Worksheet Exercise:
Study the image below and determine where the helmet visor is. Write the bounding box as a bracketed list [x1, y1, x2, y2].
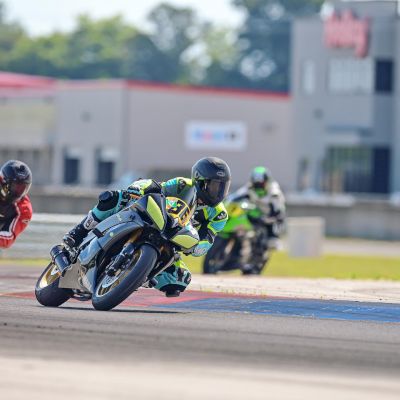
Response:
[9, 182, 31, 200]
[203, 179, 230, 206]
[253, 181, 266, 190]
[6, 181, 30, 201]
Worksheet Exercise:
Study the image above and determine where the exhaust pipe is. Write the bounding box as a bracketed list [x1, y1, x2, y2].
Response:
[50, 245, 71, 275]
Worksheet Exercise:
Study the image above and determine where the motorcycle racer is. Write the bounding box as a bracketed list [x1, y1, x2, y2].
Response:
[0, 160, 33, 249]
[63, 157, 231, 297]
[234, 166, 285, 246]
[229, 166, 285, 273]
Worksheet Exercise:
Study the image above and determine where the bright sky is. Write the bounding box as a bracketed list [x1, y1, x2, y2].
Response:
[4, 0, 244, 36]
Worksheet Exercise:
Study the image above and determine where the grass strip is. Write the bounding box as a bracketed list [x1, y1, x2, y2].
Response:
[2, 252, 400, 281]
[183, 252, 400, 281]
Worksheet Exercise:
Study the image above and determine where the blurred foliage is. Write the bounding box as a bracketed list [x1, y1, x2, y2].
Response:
[0, 0, 323, 91]
[231, 0, 323, 91]
[0, 2, 25, 66]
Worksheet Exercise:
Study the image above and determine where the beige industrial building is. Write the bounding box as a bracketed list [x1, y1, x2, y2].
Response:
[0, 76, 293, 191]
[2, 0, 399, 197]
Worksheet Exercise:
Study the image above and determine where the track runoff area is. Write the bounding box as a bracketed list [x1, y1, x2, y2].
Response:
[0, 264, 400, 400]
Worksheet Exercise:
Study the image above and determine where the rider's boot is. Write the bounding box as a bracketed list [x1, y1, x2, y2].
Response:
[63, 211, 99, 249]
[153, 264, 192, 297]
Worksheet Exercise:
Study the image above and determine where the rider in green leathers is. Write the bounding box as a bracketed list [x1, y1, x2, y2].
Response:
[63, 157, 231, 297]
[233, 166, 286, 248]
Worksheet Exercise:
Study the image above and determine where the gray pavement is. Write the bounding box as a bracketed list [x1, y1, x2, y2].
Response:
[1, 264, 400, 400]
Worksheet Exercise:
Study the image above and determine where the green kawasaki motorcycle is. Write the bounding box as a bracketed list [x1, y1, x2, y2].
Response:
[35, 186, 199, 311]
[203, 196, 271, 275]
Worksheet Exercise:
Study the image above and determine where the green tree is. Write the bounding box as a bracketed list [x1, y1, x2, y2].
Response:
[230, 0, 324, 91]
[198, 24, 246, 87]
[144, 3, 203, 83]
[122, 33, 169, 81]
[0, 2, 26, 68]
[6, 33, 68, 76]
[0, 0, 324, 91]
[64, 15, 136, 79]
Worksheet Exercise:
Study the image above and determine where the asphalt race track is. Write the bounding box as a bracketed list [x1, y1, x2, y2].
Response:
[1, 264, 400, 400]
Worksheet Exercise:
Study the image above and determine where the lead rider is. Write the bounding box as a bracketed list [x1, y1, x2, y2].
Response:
[63, 157, 231, 297]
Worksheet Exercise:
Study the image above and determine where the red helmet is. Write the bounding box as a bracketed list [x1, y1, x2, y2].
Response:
[0, 160, 32, 203]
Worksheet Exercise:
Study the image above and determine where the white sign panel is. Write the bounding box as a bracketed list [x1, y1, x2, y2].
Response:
[185, 121, 247, 151]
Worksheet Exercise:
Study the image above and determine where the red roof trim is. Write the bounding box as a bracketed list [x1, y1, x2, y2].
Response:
[126, 80, 290, 100]
[0, 71, 55, 89]
[0, 72, 290, 100]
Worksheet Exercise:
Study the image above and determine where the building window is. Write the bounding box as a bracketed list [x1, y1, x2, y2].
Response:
[63, 149, 80, 184]
[97, 160, 114, 185]
[302, 60, 316, 94]
[328, 58, 373, 94]
[375, 59, 393, 93]
[96, 148, 117, 186]
[322, 146, 390, 194]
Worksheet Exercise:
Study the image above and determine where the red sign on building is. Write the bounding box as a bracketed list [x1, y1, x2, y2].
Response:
[324, 10, 369, 58]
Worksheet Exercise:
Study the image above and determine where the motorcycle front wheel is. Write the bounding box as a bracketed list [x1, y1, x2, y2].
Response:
[203, 237, 238, 274]
[92, 244, 158, 311]
[35, 262, 73, 307]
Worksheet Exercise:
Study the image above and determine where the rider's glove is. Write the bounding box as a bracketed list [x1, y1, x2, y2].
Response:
[185, 239, 213, 257]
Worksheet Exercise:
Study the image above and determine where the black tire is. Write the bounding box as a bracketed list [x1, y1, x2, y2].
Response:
[92, 244, 158, 311]
[35, 263, 73, 307]
[203, 237, 237, 274]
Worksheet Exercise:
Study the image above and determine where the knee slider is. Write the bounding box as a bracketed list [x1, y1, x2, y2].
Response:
[97, 191, 119, 211]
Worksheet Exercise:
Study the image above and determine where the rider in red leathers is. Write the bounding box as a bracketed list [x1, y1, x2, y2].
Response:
[0, 160, 33, 249]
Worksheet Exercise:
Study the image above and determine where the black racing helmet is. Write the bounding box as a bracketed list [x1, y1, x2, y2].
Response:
[0, 160, 32, 203]
[192, 157, 231, 207]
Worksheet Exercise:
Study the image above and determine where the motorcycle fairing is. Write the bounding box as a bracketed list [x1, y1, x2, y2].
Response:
[59, 211, 145, 293]
[134, 194, 167, 232]
[170, 224, 199, 249]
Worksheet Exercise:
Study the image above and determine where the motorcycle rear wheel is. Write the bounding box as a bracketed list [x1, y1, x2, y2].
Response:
[92, 244, 157, 311]
[35, 262, 73, 307]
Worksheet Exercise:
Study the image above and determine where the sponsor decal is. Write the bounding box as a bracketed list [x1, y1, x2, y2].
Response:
[324, 10, 369, 58]
[185, 121, 247, 151]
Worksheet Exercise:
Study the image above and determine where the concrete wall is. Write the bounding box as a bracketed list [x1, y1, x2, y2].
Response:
[287, 197, 400, 240]
[53, 81, 127, 186]
[291, 3, 398, 192]
[126, 85, 294, 190]
[28, 188, 400, 240]
[53, 82, 293, 191]
[391, 21, 400, 193]
[0, 89, 55, 184]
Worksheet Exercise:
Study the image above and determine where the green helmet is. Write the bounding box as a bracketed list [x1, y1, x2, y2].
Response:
[250, 166, 271, 197]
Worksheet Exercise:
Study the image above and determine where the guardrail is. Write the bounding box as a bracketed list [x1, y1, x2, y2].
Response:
[0, 213, 325, 259]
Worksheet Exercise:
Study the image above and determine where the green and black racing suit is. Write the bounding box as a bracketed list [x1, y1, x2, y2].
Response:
[82, 177, 228, 294]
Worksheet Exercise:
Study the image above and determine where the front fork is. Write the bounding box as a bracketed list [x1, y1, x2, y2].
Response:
[106, 243, 136, 276]
[105, 230, 142, 276]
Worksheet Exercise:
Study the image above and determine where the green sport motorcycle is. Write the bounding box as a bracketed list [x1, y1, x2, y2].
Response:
[203, 196, 271, 275]
[35, 186, 199, 311]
